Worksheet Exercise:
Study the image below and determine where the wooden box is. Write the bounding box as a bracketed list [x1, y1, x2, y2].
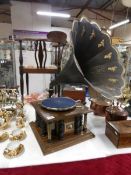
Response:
[63, 87, 85, 103]
[105, 107, 128, 121]
[105, 120, 131, 148]
[90, 98, 111, 116]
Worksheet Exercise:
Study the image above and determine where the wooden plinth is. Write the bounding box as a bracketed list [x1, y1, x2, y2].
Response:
[30, 122, 95, 155]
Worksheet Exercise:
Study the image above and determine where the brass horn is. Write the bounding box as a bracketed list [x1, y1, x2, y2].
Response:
[51, 17, 124, 99]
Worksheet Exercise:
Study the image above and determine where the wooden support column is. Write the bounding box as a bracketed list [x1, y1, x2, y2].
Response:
[83, 113, 87, 131]
[47, 122, 52, 142]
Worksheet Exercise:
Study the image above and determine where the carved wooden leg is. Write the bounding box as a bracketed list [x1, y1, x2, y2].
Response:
[83, 113, 87, 131]
[47, 122, 52, 142]
[26, 73, 29, 95]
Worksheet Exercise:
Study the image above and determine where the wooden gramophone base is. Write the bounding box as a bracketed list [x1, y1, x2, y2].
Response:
[30, 122, 94, 155]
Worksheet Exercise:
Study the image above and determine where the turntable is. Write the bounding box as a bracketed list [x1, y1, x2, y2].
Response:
[41, 97, 76, 111]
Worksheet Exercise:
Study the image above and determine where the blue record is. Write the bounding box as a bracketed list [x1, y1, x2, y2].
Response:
[41, 97, 76, 111]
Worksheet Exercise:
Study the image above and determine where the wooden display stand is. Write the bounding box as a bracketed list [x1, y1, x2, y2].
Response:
[30, 101, 94, 155]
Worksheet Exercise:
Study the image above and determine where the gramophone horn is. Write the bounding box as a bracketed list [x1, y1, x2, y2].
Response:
[51, 52, 87, 86]
[51, 17, 124, 99]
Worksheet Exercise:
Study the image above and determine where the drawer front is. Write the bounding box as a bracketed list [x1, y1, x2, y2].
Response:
[105, 124, 119, 147]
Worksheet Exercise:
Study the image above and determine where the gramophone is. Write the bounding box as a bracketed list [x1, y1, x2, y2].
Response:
[30, 17, 125, 154]
[50, 17, 124, 103]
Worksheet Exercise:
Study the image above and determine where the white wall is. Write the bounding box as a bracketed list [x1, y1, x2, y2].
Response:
[0, 23, 12, 39]
[11, 1, 51, 32]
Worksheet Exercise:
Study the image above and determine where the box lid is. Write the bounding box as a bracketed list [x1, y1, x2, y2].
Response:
[108, 120, 131, 134]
